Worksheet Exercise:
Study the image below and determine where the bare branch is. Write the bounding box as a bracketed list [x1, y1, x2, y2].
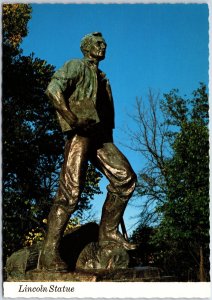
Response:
[122, 89, 172, 226]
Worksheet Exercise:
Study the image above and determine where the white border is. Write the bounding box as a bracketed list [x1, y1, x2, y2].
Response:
[3, 282, 211, 298]
[1, 1, 211, 299]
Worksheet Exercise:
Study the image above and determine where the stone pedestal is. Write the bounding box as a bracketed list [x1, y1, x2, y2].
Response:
[6, 267, 162, 282]
[6, 269, 97, 282]
[5, 222, 174, 282]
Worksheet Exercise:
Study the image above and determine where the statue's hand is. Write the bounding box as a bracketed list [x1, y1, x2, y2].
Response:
[75, 118, 96, 133]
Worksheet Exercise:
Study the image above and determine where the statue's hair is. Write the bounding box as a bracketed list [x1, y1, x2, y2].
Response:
[80, 32, 105, 55]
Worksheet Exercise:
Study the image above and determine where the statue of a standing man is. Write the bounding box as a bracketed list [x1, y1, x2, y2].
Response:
[40, 32, 137, 271]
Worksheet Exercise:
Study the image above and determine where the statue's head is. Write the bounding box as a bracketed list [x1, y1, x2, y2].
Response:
[80, 32, 107, 61]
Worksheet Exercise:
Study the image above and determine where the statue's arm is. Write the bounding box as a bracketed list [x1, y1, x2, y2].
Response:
[46, 62, 78, 127]
[46, 60, 96, 130]
[46, 87, 78, 127]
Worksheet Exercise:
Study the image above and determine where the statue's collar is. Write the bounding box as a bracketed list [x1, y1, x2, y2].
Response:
[82, 58, 106, 80]
[83, 58, 98, 70]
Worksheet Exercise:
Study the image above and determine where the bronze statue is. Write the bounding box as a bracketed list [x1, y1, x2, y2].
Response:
[40, 32, 137, 272]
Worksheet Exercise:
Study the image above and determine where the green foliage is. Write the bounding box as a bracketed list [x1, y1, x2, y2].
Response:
[155, 84, 209, 280]
[2, 4, 32, 49]
[130, 84, 209, 281]
[3, 5, 102, 263]
[23, 217, 80, 247]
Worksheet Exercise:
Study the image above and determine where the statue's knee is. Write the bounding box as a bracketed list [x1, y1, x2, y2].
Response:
[125, 168, 137, 185]
[54, 186, 80, 214]
[67, 186, 80, 209]
[115, 168, 136, 198]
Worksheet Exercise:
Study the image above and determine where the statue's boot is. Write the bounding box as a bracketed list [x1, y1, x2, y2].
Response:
[39, 204, 70, 272]
[99, 193, 137, 250]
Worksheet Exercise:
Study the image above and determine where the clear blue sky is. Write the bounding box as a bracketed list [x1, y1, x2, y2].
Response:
[21, 3, 209, 233]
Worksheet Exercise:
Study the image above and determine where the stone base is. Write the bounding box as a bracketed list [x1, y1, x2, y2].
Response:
[95, 267, 161, 282]
[7, 269, 97, 282]
[6, 267, 165, 282]
[5, 222, 174, 282]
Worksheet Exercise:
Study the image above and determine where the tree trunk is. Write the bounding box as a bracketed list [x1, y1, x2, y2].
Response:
[199, 246, 205, 281]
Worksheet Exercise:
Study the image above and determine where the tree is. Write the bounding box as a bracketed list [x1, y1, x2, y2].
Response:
[154, 84, 209, 281]
[127, 90, 170, 227]
[3, 4, 102, 263]
[129, 84, 209, 281]
[3, 4, 32, 48]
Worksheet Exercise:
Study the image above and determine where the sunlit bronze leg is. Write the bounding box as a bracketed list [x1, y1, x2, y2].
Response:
[99, 192, 137, 250]
[39, 204, 70, 271]
[40, 134, 90, 271]
[93, 142, 137, 250]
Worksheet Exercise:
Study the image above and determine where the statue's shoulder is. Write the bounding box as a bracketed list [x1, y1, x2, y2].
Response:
[51, 59, 83, 82]
[63, 58, 84, 69]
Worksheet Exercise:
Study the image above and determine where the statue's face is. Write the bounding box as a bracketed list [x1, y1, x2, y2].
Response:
[87, 38, 107, 61]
